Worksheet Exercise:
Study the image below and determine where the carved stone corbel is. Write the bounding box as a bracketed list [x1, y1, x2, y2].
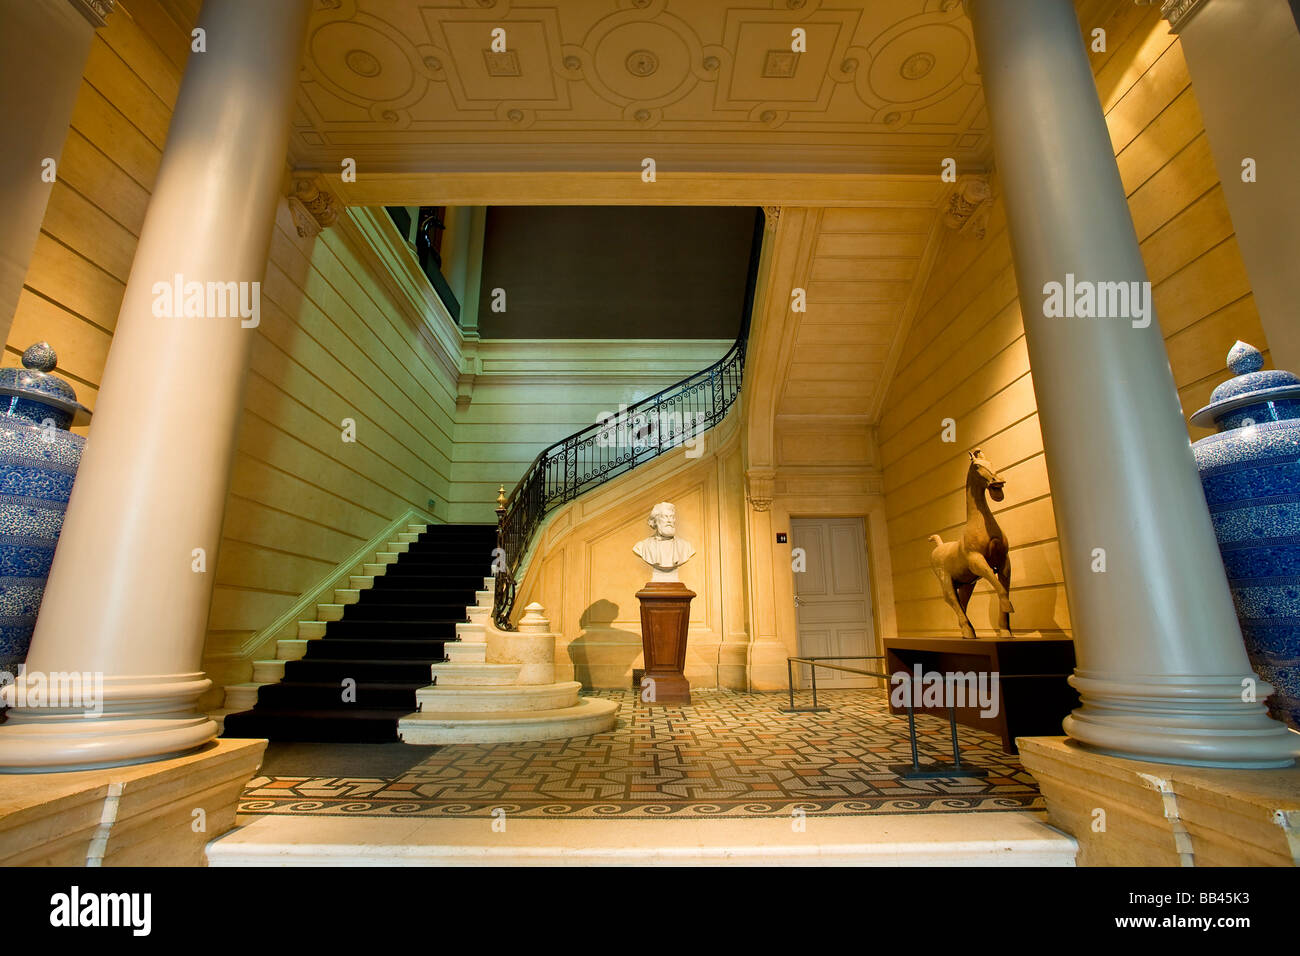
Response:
[287, 176, 340, 239]
[746, 468, 776, 512]
[942, 175, 994, 240]
[68, 0, 114, 27]
[456, 352, 482, 412]
[762, 206, 781, 233]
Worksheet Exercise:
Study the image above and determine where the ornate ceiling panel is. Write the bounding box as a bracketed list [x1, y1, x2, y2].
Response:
[292, 0, 990, 173]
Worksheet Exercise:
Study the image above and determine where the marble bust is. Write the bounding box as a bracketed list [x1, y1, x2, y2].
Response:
[633, 502, 696, 582]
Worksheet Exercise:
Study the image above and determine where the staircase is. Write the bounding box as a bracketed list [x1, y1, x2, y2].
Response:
[221, 524, 497, 743]
[397, 602, 620, 744]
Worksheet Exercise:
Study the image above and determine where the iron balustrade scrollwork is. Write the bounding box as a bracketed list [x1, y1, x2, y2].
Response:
[491, 330, 750, 630]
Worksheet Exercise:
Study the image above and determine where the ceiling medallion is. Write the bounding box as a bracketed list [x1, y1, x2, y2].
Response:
[423, 56, 441, 71]
[507, 109, 525, 123]
[345, 49, 381, 78]
[634, 108, 651, 122]
[563, 55, 581, 71]
[900, 52, 936, 81]
[380, 109, 399, 122]
[625, 49, 659, 77]
[702, 55, 720, 71]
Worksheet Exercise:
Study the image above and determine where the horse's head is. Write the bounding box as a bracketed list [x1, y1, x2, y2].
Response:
[969, 448, 1006, 502]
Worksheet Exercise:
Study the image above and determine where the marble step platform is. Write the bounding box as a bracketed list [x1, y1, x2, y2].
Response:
[398, 696, 620, 744]
[431, 662, 522, 686]
[413, 680, 582, 714]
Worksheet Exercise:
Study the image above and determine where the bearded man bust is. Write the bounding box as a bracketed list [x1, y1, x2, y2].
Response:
[632, 502, 695, 582]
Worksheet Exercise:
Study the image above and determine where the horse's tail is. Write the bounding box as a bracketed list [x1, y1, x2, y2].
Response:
[927, 534, 944, 548]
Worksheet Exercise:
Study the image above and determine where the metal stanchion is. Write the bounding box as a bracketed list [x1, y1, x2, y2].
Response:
[781, 656, 988, 780]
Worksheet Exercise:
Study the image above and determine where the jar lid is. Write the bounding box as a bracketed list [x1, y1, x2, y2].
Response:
[1189, 341, 1300, 429]
[0, 342, 91, 426]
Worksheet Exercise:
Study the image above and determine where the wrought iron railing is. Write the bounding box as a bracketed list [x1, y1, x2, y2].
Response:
[490, 209, 765, 629]
[492, 330, 749, 628]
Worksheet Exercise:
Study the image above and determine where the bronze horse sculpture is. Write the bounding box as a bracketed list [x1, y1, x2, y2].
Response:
[928, 449, 1013, 639]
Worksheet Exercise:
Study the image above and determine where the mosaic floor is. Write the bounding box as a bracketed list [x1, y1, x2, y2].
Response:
[239, 690, 1043, 820]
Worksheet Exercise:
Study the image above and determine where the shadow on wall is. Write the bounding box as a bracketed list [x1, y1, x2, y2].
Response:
[568, 600, 642, 688]
[979, 544, 1068, 636]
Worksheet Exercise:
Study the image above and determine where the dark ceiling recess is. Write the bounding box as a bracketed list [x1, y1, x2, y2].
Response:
[477, 206, 760, 339]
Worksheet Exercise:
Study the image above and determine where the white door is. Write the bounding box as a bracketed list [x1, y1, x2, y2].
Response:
[791, 517, 875, 689]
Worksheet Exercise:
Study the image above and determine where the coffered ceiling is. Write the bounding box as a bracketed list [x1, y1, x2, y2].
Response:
[291, 0, 991, 173]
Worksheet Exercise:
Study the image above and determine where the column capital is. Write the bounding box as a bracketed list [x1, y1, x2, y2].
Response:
[67, 0, 115, 28]
[942, 174, 994, 240]
[1135, 0, 1211, 34]
[287, 175, 341, 238]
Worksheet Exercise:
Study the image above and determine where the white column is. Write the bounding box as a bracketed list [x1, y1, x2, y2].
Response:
[967, 0, 1296, 767]
[0, 0, 313, 771]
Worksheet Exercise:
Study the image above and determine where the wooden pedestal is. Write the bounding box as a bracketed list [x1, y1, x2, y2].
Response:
[636, 582, 695, 704]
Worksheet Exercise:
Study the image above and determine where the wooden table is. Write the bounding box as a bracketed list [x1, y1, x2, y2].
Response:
[883, 636, 1078, 754]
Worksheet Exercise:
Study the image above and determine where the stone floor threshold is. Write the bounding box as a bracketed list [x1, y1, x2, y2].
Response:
[205, 809, 1076, 866]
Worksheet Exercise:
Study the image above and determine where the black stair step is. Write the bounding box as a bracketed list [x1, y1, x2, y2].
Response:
[416, 529, 496, 542]
[223, 708, 409, 743]
[305, 637, 448, 660]
[325, 619, 460, 638]
[380, 564, 488, 581]
[343, 603, 468, 621]
[370, 573, 485, 588]
[358, 588, 478, 604]
[283, 658, 437, 683]
[256, 680, 421, 710]
[403, 546, 493, 554]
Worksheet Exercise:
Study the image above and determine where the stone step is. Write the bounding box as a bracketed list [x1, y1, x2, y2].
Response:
[316, 604, 345, 622]
[398, 696, 619, 745]
[223, 683, 265, 711]
[385, 541, 410, 554]
[362, 563, 388, 577]
[297, 621, 327, 640]
[430, 662, 522, 687]
[334, 588, 361, 605]
[467, 606, 490, 626]
[455, 622, 486, 641]
[475, 589, 491, 606]
[414, 680, 581, 714]
[277, 639, 309, 661]
[374, 552, 399, 565]
[206, 808, 1075, 866]
[252, 659, 285, 683]
[350, 575, 375, 590]
[406, 523, 427, 534]
[444, 641, 487, 663]
[397, 532, 419, 542]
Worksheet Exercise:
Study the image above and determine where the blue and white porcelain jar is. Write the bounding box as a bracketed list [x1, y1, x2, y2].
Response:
[1191, 341, 1300, 730]
[0, 343, 90, 676]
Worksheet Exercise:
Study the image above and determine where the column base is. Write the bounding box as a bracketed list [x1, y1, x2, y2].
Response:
[0, 672, 217, 772]
[1019, 736, 1300, 866]
[0, 738, 265, 866]
[1065, 671, 1299, 769]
